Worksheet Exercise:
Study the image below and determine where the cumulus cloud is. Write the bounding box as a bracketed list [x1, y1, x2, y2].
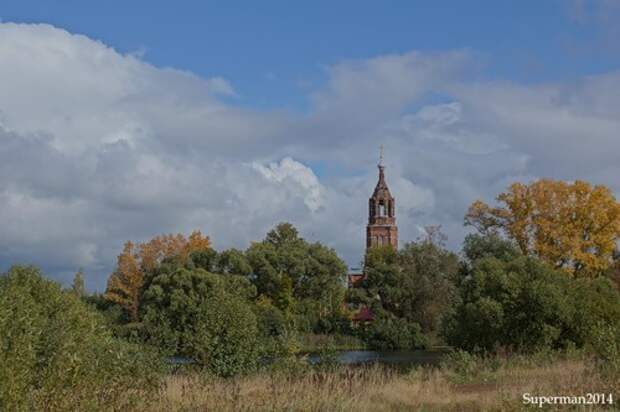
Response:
[253, 157, 326, 212]
[1, 22, 620, 290]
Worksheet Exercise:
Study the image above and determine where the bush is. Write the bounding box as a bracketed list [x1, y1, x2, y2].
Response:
[187, 292, 260, 377]
[141, 267, 260, 377]
[588, 322, 620, 388]
[254, 296, 288, 337]
[563, 277, 620, 347]
[440, 350, 480, 384]
[0, 265, 163, 411]
[360, 315, 427, 350]
[445, 256, 572, 352]
[445, 242, 620, 353]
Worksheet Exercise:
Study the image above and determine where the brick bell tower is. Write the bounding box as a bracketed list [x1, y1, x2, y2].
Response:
[366, 147, 398, 249]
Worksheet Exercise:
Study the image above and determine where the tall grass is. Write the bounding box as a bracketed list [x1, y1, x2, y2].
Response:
[151, 351, 615, 411]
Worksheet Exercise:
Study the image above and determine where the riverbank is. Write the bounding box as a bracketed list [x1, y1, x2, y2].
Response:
[152, 351, 616, 411]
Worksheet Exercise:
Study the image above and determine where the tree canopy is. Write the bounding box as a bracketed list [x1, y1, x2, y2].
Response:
[350, 232, 459, 349]
[445, 234, 620, 352]
[246, 222, 348, 332]
[104, 231, 212, 320]
[465, 179, 620, 277]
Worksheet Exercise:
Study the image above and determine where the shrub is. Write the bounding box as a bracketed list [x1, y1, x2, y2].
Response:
[588, 322, 620, 388]
[255, 296, 288, 337]
[563, 277, 620, 347]
[0, 265, 163, 411]
[361, 315, 427, 350]
[445, 241, 620, 353]
[141, 267, 260, 377]
[445, 256, 572, 352]
[441, 350, 480, 384]
[186, 292, 260, 377]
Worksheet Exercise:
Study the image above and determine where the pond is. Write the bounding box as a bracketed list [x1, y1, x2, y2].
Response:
[306, 349, 447, 367]
[170, 349, 448, 367]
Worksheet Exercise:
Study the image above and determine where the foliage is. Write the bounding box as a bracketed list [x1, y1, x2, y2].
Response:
[588, 322, 620, 387]
[446, 255, 571, 352]
[70, 268, 85, 298]
[465, 179, 620, 278]
[397, 240, 459, 333]
[352, 233, 458, 348]
[105, 240, 143, 321]
[446, 235, 620, 352]
[187, 291, 260, 377]
[246, 222, 348, 332]
[215, 248, 252, 276]
[440, 350, 481, 384]
[254, 295, 288, 337]
[360, 313, 427, 350]
[105, 231, 212, 321]
[0, 265, 163, 411]
[462, 233, 521, 263]
[141, 267, 260, 377]
[563, 276, 620, 347]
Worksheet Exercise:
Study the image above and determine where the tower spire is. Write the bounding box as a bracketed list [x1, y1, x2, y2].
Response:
[367, 146, 398, 250]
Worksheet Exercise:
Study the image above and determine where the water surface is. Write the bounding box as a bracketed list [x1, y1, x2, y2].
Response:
[308, 350, 446, 366]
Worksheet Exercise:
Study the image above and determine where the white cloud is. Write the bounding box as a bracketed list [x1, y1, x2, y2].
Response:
[253, 157, 325, 212]
[1, 22, 620, 290]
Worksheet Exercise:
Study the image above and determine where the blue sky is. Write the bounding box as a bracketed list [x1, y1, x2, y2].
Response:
[1, 1, 620, 289]
[3, 1, 618, 109]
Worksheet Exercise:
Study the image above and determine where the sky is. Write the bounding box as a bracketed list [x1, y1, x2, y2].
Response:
[1, 0, 620, 290]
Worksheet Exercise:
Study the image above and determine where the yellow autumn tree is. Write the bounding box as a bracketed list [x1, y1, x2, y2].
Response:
[465, 179, 620, 278]
[104, 231, 211, 320]
[104, 241, 142, 321]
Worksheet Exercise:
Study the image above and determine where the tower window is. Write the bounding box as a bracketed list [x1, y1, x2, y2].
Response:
[379, 200, 385, 216]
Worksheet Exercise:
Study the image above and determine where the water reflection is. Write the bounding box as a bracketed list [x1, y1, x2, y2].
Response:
[307, 350, 446, 366]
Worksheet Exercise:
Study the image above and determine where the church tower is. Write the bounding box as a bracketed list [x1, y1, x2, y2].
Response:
[366, 147, 398, 249]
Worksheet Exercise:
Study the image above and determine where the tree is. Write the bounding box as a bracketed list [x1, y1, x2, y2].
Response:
[215, 248, 252, 276]
[465, 179, 620, 278]
[462, 233, 521, 264]
[104, 231, 212, 321]
[141, 267, 259, 376]
[445, 255, 572, 352]
[352, 233, 459, 348]
[105, 241, 142, 321]
[245, 222, 348, 332]
[444, 234, 620, 352]
[71, 268, 86, 298]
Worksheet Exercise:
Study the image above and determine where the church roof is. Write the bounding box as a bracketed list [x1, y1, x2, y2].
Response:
[372, 165, 392, 199]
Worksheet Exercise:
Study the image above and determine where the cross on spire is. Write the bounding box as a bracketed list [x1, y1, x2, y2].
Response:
[379, 144, 384, 167]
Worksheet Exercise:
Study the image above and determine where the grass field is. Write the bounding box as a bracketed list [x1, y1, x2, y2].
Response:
[151, 351, 618, 411]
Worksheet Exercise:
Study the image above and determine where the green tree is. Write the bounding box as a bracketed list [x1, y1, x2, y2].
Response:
[462, 233, 521, 263]
[445, 255, 572, 352]
[105, 231, 212, 321]
[141, 267, 259, 376]
[352, 233, 459, 348]
[246, 222, 347, 332]
[215, 248, 252, 276]
[445, 234, 620, 352]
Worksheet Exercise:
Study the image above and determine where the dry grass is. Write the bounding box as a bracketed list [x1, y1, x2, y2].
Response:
[149, 356, 618, 411]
